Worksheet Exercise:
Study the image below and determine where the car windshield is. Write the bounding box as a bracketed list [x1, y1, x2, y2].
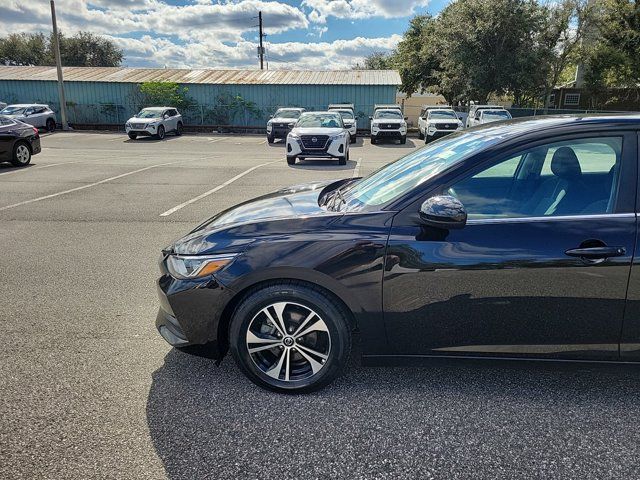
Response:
[274, 109, 301, 119]
[1, 106, 25, 115]
[429, 111, 458, 119]
[339, 132, 501, 210]
[484, 111, 511, 119]
[375, 110, 403, 119]
[296, 113, 342, 128]
[136, 109, 163, 118]
[335, 110, 354, 120]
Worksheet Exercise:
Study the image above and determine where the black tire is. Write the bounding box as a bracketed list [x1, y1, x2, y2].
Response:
[176, 122, 183, 136]
[400, 135, 407, 144]
[45, 118, 55, 132]
[370, 136, 376, 145]
[418, 129, 424, 140]
[128, 132, 137, 140]
[286, 155, 296, 165]
[229, 282, 352, 393]
[156, 125, 165, 140]
[267, 134, 274, 144]
[11, 141, 31, 167]
[425, 136, 431, 144]
[350, 133, 356, 144]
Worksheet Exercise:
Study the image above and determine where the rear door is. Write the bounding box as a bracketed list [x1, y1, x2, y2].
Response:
[0, 118, 15, 159]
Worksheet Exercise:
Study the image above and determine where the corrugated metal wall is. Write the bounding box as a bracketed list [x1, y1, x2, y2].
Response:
[0, 80, 397, 128]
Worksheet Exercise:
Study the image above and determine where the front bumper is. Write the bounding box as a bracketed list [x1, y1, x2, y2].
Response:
[267, 124, 293, 138]
[126, 124, 158, 136]
[372, 129, 406, 139]
[155, 257, 235, 351]
[286, 137, 347, 158]
[426, 129, 459, 139]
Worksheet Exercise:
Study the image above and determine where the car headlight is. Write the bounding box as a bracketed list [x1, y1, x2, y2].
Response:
[330, 132, 346, 140]
[165, 253, 236, 280]
[288, 132, 300, 139]
[126, 122, 131, 127]
[287, 122, 295, 128]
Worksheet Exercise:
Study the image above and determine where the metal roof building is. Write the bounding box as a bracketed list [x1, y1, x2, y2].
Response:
[0, 66, 401, 128]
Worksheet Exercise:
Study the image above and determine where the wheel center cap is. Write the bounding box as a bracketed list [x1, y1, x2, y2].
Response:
[283, 337, 294, 347]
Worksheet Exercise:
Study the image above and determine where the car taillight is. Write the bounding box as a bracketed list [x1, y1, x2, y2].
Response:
[32, 127, 39, 135]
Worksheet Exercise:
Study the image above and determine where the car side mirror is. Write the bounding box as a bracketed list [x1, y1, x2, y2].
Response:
[270, 115, 274, 118]
[369, 116, 373, 120]
[419, 195, 467, 229]
[163, 114, 169, 119]
[404, 116, 408, 120]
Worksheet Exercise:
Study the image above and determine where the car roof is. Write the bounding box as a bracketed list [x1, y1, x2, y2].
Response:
[5, 103, 48, 108]
[141, 106, 175, 110]
[301, 111, 340, 115]
[276, 107, 304, 111]
[467, 114, 640, 138]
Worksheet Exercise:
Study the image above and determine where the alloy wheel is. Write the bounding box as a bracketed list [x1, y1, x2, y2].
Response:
[246, 301, 331, 382]
[15, 144, 30, 164]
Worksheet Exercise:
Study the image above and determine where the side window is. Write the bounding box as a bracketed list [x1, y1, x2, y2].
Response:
[449, 136, 623, 219]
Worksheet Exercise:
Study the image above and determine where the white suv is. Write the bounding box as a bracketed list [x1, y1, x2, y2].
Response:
[0, 104, 57, 131]
[328, 104, 357, 143]
[370, 108, 407, 144]
[125, 107, 183, 140]
[475, 109, 513, 125]
[267, 107, 305, 143]
[418, 107, 463, 143]
[286, 111, 350, 166]
[466, 105, 505, 128]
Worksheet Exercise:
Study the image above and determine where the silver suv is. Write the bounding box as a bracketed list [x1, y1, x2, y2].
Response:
[125, 107, 183, 140]
[0, 104, 57, 131]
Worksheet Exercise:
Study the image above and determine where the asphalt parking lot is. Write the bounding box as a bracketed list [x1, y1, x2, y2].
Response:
[2, 131, 639, 479]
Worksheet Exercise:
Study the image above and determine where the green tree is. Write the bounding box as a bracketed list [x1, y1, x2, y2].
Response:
[0, 33, 49, 66]
[353, 51, 396, 70]
[584, 0, 640, 106]
[0, 31, 122, 67]
[137, 82, 195, 110]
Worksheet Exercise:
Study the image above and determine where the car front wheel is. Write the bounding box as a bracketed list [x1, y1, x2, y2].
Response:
[128, 132, 137, 140]
[286, 155, 296, 165]
[229, 282, 351, 393]
[11, 142, 31, 167]
[156, 125, 165, 140]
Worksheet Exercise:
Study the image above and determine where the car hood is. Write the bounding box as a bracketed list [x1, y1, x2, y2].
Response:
[127, 117, 162, 123]
[372, 119, 403, 124]
[428, 119, 460, 125]
[171, 178, 353, 255]
[270, 117, 297, 123]
[290, 127, 345, 136]
[3, 113, 26, 120]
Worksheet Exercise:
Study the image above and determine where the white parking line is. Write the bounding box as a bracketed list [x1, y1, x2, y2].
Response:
[208, 138, 225, 143]
[352, 157, 362, 178]
[0, 162, 76, 177]
[0, 162, 176, 212]
[259, 139, 267, 145]
[160, 160, 280, 217]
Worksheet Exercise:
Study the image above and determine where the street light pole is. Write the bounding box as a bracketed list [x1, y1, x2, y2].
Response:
[50, 0, 69, 130]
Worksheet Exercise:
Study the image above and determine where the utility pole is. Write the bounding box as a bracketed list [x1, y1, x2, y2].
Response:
[50, 0, 69, 130]
[258, 11, 265, 70]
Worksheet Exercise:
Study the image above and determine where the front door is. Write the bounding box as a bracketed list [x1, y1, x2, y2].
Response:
[383, 132, 637, 360]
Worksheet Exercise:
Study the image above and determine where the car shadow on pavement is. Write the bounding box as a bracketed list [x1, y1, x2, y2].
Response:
[146, 338, 640, 479]
[373, 138, 419, 148]
[289, 159, 358, 171]
[124, 135, 181, 143]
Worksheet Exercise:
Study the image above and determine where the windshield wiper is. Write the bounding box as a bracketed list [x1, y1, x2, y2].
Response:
[329, 188, 346, 211]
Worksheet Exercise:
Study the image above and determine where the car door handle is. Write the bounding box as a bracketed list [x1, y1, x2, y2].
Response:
[565, 246, 626, 259]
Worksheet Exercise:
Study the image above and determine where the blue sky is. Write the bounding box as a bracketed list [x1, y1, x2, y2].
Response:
[2, 1, 452, 69]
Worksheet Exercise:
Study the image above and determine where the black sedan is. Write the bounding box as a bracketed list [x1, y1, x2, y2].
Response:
[0, 115, 41, 167]
[157, 114, 640, 393]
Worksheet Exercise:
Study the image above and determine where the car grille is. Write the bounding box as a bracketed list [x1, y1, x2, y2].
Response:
[300, 135, 329, 149]
[275, 123, 289, 128]
[380, 123, 401, 130]
[131, 123, 146, 129]
[439, 123, 457, 130]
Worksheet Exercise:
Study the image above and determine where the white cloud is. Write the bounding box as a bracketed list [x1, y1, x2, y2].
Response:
[1, 0, 403, 69]
[302, 0, 430, 23]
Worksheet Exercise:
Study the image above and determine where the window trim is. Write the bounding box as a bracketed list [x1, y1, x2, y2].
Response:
[467, 212, 635, 225]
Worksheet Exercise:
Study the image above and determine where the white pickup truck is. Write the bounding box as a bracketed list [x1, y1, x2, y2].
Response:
[328, 104, 357, 143]
[418, 106, 464, 143]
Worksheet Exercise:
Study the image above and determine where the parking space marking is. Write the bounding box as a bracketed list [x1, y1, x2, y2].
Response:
[160, 160, 280, 217]
[0, 162, 77, 177]
[259, 139, 267, 145]
[352, 157, 362, 178]
[208, 138, 225, 143]
[0, 162, 177, 212]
